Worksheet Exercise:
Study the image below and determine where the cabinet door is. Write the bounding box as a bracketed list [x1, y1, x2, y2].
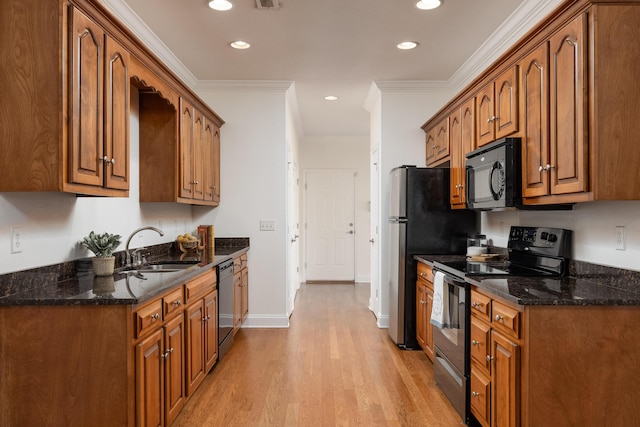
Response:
[233, 270, 242, 331]
[179, 99, 195, 199]
[212, 126, 221, 203]
[425, 128, 437, 165]
[434, 117, 449, 162]
[476, 83, 494, 147]
[449, 107, 463, 206]
[491, 331, 520, 427]
[104, 36, 130, 191]
[136, 329, 164, 427]
[495, 66, 518, 139]
[416, 282, 427, 351]
[549, 14, 588, 195]
[241, 268, 249, 322]
[185, 300, 205, 396]
[520, 43, 550, 198]
[460, 98, 475, 204]
[202, 119, 215, 202]
[470, 369, 491, 427]
[204, 290, 218, 372]
[424, 286, 434, 361]
[164, 315, 185, 426]
[192, 110, 205, 200]
[69, 7, 104, 187]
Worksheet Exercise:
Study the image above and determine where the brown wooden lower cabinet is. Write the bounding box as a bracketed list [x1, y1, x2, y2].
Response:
[0, 268, 219, 427]
[233, 253, 249, 333]
[470, 286, 640, 426]
[416, 262, 434, 361]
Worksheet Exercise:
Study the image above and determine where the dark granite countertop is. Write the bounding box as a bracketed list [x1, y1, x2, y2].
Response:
[0, 242, 249, 307]
[414, 254, 640, 306]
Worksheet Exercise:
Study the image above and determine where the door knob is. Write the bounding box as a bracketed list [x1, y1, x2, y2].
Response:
[369, 238, 375, 243]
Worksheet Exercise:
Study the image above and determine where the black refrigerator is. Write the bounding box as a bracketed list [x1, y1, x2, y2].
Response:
[388, 166, 477, 349]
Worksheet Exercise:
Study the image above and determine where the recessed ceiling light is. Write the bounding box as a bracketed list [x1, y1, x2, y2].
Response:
[208, 0, 233, 11]
[230, 40, 251, 49]
[415, 0, 441, 10]
[324, 95, 338, 101]
[397, 41, 418, 50]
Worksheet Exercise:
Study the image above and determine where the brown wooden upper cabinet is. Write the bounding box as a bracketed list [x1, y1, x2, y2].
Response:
[179, 99, 221, 204]
[476, 66, 519, 147]
[449, 98, 476, 208]
[520, 14, 588, 201]
[70, 7, 130, 194]
[425, 117, 450, 166]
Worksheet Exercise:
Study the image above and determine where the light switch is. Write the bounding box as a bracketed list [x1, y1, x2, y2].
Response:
[260, 220, 276, 231]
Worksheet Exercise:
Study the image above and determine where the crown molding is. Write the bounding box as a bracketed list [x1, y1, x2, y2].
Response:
[449, 0, 564, 93]
[195, 80, 294, 92]
[373, 80, 452, 92]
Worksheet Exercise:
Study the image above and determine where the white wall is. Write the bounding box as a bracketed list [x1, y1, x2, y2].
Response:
[0, 88, 194, 274]
[373, 83, 454, 327]
[298, 136, 371, 283]
[193, 83, 291, 328]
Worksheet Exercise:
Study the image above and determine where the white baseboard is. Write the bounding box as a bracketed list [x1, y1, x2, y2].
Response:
[241, 315, 290, 328]
[377, 315, 389, 328]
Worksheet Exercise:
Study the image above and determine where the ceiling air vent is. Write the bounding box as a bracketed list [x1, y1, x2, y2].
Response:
[256, 0, 280, 10]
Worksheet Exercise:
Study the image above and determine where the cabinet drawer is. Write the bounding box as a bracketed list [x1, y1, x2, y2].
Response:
[134, 299, 163, 338]
[470, 369, 491, 427]
[164, 287, 184, 319]
[471, 289, 491, 321]
[417, 262, 433, 284]
[471, 317, 491, 374]
[185, 269, 216, 304]
[492, 300, 520, 339]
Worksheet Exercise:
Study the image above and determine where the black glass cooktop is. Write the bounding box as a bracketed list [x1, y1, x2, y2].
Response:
[434, 260, 558, 278]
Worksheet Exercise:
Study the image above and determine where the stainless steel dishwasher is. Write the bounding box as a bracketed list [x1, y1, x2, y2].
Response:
[217, 259, 234, 359]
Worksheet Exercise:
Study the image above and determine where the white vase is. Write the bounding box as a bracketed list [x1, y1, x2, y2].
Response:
[92, 256, 115, 276]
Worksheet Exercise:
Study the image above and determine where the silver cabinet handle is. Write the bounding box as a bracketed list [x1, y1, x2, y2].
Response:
[173, 299, 182, 306]
[472, 301, 483, 308]
[486, 355, 494, 362]
[150, 313, 159, 321]
[472, 391, 480, 397]
[472, 340, 480, 346]
[495, 314, 504, 321]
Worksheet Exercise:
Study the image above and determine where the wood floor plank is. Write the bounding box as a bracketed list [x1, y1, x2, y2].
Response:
[172, 283, 463, 426]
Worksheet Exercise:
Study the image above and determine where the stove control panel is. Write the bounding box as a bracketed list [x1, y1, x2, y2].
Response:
[507, 226, 572, 258]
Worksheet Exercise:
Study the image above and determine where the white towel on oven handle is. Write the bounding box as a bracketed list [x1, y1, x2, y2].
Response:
[430, 271, 450, 329]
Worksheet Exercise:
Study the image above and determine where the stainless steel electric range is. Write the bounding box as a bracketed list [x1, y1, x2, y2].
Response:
[430, 226, 572, 425]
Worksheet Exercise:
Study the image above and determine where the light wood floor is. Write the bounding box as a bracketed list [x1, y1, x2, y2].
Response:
[172, 283, 463, 426]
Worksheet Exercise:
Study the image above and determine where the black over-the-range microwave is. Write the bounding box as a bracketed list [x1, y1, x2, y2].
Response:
[465, 137, 522, 210]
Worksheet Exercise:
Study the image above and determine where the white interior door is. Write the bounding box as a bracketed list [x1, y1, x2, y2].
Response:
[287, 157, 300, 316]
[369, 150, 380, 314]
[305, 169, 355, 281]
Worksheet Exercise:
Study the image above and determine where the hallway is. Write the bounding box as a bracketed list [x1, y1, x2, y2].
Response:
[173, 283, 462, 426]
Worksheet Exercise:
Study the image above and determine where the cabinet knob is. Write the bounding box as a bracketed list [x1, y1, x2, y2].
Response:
[192, 180, 199, 185]
[495, 314, 504, 321]
[539, 164, 553, 172]
[151, 313, 160, 321]
[486, 355, 494, 362]
[472, 301, 482, 308]
[174, 299, 182, 306]
[472, 340, 480, 346]
[472, 391, 480, 397]
[101, 156, 115, 165]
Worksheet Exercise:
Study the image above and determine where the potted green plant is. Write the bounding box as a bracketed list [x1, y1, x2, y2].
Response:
[81, 231, 122, 276]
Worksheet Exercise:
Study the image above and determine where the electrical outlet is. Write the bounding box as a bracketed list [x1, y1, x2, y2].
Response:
[260, 220, 276, 231]
[615, 226, 626, 251]
[11, 227, 23, 254]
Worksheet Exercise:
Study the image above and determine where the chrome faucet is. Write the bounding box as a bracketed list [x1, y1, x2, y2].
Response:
[125, 226, 164, 267]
